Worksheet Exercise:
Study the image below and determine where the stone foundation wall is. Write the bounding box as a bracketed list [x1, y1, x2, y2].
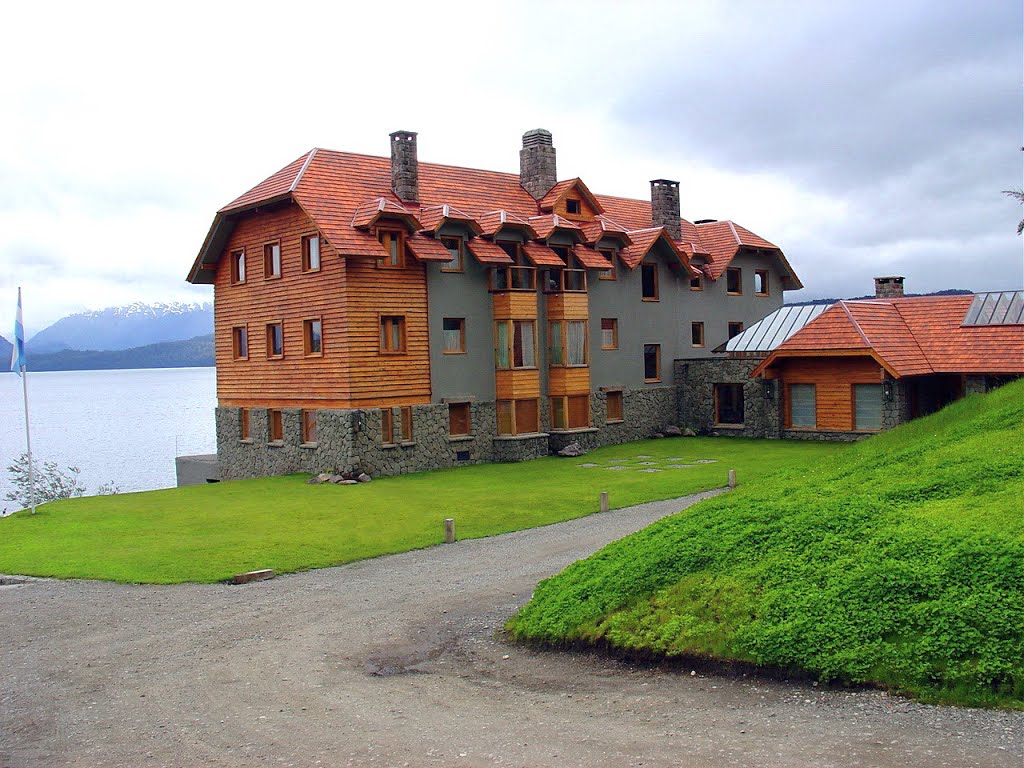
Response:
[675, 358, 779, 438]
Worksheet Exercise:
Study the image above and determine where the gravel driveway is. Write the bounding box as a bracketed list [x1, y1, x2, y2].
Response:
[1, 490, 1020, 767]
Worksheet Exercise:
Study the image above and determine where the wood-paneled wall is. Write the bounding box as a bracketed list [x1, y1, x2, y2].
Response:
[549, 366, 591, 395]
[777, 356, 884, 431]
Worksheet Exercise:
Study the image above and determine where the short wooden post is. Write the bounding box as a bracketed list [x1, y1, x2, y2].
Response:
[444, 518, 456, 544]
[599, 492, 609, 513]
[728, 469, 737, 488]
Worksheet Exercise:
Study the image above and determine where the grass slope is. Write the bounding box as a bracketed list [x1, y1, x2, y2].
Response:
[0, 437, 840, 584]
[508, 380, 1024, 708]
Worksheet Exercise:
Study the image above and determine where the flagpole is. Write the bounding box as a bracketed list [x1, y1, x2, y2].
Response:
[22, 363, 34, 514]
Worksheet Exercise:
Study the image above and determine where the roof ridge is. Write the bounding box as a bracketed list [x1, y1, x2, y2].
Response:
[727, 221, 741, 245]
[289, 148, 318, 193]
[890, 301, 936, 372]
[838, 300, 872, 347]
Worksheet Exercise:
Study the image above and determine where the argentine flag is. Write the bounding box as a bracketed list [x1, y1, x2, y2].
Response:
[11, 287, 25, 376]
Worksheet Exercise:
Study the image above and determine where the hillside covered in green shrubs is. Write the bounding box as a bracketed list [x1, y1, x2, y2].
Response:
[508, 378, 1024, 708]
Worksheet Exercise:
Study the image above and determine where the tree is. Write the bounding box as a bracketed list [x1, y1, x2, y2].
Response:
[3, 453, 118, 515]
[1003, 188, 1024, 235]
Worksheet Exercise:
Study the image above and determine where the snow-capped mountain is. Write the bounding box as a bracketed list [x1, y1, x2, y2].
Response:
[27, 302, 214, 353]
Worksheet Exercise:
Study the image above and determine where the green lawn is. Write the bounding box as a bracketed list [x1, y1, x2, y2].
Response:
[0, 437, 843, 584]
[507, 379, 1024, 708]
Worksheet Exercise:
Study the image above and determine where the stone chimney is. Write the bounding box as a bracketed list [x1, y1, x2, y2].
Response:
[874, 276, 905, 299]
[650, 179, 681, 239]
[390, 130, 418, 202]
[520, 129, 557, 199]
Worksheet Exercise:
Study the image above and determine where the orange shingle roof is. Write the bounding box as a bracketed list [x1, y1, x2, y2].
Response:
[417, 204, 483, 235]
[579, 215, 633, 246]
[221, 150, 315, 212]
[350, 197, 421, 230]
[571, 244, 614, 270]
[466, 238, 514, 265]
[406, 232, 455, 263]
[757, 295, 1024, 377]
[619, 227, 694, 275]
[522, 242, 567, 267]
[476, 209, 538, 238]
[538, 178, 605, 214]
[528, 214, 582, 240]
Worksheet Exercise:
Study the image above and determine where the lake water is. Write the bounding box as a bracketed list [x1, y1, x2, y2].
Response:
[0, 367, 216, 512]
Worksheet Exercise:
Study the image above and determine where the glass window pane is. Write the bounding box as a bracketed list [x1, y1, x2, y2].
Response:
[789, 384, 816, 428]
[549, 321, 563, 365]
[855, 384, 882, 430]
[567, 321, 586, 365]
[309, 237, 320, 269]
[495, 321, 510, 368]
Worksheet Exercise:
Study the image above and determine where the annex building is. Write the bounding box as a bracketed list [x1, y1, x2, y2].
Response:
[186, 129, 802, 479]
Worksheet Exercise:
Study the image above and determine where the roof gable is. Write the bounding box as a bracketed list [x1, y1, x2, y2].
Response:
[538, 178, 605, 216]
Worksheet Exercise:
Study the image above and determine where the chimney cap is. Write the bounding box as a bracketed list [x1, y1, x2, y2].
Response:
[522, 128, 553, 148]
[875, 275, 905, 281]
[650, 179, 679, 188]
[390, 130, 418, 140]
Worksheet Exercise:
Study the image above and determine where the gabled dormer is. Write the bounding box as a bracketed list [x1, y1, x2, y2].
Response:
[538, 178, 605, 222]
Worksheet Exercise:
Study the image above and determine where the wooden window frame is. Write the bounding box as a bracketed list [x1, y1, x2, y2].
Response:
[565, 198, 581, 215]
[728, 321, 744, 339]
[265, 321, 284, 359]
[726, 267, 742, 295]
[713, 383, 745, 426]
[376, 228, 406, 270]
[230, 249, 246, 284]
[490, 241, 536, 292]
[263, 241, 282, 280]
[755, 269, 770, 296]
[597, 249, 617, 281]
[400, 406, 414, 442]
[641, 262, 659, 301]
[303, 317, 323, 357]
[442, 317, 466, 354]
[551, 394, 591, 431]
[852, 383, 883, 432]
[549, 319, 588, 367]
[689, 273, 703, 291]
[239, 407, 251, 441]
[232, 324, 249, 360]
[494, 319, 537, 370]
[381, 408, 395, 445]
[268, 409, 284, 443]
[643, 343, 661, 383]
[448, 402, 471, 437]
[379, 315, 407, 355]
[600, 318, 618, 350]
[439, 235, 464, 273]
[691, 322, 705, 348]
[301, 410, 318, 444]
[496, 398, 540, 436]
[605, 389, 624, 423]
[302, 234, 321, 273]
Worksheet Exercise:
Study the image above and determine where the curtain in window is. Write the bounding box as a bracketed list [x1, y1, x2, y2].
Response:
[549, 321, 563, 365]
[495, 321, 510, 368]
[854, 384, 882, 430]
[515, 321, 535, 367]
[567, 321, 586, 365]
[789, 384, 816, 428]
[443, 325, 461, 352]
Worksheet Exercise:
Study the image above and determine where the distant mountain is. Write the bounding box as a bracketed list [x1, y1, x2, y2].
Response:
[0, 335, 11, 367]
[27, 334, 214, 372]
[27, 302, 213, 353]
[788, 289, 973, 306]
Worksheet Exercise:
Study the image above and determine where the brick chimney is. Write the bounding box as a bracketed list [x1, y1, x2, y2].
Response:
[874, 276, 905, 299]
[650, 179, 681, 239]
[520, 129, 557, 199]
[390, 130, 418, 202]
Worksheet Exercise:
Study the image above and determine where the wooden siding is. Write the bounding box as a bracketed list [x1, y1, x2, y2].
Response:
[492, 292, 539, 319]
[548, 366, 591, 395]
[495, 369, 541, 399]
[554, 193, 599, 222]
[215, 203, 352, 408]
[546, 293, 589, 320]
[777, 356, 884, 431]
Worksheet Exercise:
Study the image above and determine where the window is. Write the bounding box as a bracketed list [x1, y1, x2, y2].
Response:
[598, 249, 616, 280]
[448, 402, 471, 436]
[380, 315, 406, 353]
[268, 409, 283, 442]
[495, 320, 535, 369]
[689, 273, 703, 291]
[714, 383, 744, 425]
[492, 241, 536, 291]
[377, 229, 405, 269]
[400, 406, 414, 442]
[643, 344, 661, 382]
[266, 322, 284, 358]
[726, 267, 742, 295]
[381, 408, 394, 444]
[302, 235, 321, 272]
[788, 384, 816, 428]
[854, 384, 882, 430]
[565, 198, 581, 215]
[728, 321, 744, 339]
[600, 318, 618, 350]
[302, 410, 317, 443]
[232, 325, 249, 359]
[230, 250, 246, 284]
[550, 320, 588, 366]
[755, 269, 769, 296]
[641, 263, 659, 301]
[551, 395, 590, 430]
[440, 236, 463, 272]
[496, 398, 540, 436]
[442, 318, 465, 354]
[303, 318, 323, 356]
[239, 408, 251, 440]
[691, 322, 704, 348]
[264, 242, 282, 278]
[606, 390, 624, 422]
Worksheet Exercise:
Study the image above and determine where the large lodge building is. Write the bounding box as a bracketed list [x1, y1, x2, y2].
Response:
[185, 128, 806, 479]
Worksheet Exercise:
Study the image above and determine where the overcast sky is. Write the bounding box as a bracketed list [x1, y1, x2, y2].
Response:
[2, 0, 1021, 335]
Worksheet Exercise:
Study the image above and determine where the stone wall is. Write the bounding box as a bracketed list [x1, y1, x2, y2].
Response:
[675, 357, 778, 438]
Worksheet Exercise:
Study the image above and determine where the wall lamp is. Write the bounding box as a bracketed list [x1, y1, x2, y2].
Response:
[882, 380, 894, 402]
[762, 379, 776, 399]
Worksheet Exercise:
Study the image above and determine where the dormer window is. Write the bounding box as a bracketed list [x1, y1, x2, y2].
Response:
[565, 198, 581, 215]
[377, 229, 405, 269]
[440, 236, 463, 272]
